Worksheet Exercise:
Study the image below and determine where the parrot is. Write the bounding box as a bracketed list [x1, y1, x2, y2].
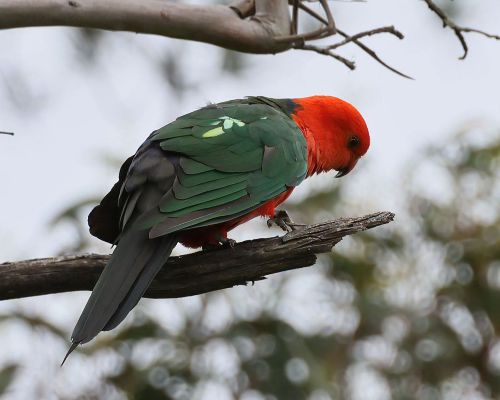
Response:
[63, 95, 370, 363]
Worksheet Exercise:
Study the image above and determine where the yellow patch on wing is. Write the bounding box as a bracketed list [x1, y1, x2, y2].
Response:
[202, 126, 225, 138]
[202, 116, 246, 138]
[220, 116, 245, 129]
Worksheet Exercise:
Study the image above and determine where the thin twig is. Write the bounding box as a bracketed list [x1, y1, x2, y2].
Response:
[293, 1, 411, 78]
[327, 26, 403, 50]
[292, 0, 299, 35]
[0, 131, 14, 135]
[423, 0, 500, 60]
[336, 29, 413, 79]
[294, 26, 411, 78]
[276, 0, 336, 43]
[297, 43, 356, 69]
[321, 0, 336, 34]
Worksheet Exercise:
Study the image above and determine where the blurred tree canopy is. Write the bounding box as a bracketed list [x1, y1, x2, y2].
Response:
[2, 125, 498, 399]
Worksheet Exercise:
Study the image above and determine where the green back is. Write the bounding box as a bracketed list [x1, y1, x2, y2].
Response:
[134, 97, 308, 237]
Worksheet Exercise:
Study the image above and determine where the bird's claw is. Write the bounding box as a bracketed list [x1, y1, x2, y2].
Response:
[267, 210, 304, 232]
[202, 237, 236, 251]
[222, 238, 237, 248]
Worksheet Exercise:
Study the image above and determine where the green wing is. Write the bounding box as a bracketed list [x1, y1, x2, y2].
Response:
[127, 99, 308, 239]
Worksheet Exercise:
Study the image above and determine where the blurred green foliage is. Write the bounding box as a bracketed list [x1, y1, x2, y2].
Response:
[0, 364, 17, 397]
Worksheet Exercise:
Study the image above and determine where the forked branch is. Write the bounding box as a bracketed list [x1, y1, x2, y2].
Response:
[289, 1, 412, 78]
[0, 1, 498, 77]
[0, 0, 498, 77]
[423, 0, 500, 59]
[0, 212, 394, 301]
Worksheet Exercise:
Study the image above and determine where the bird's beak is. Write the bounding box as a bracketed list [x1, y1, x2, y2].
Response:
[335, 157, 358, 178]
[335, 168, 349, 178]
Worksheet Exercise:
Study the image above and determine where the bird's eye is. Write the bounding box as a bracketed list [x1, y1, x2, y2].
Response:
[348, 136, 360, 148]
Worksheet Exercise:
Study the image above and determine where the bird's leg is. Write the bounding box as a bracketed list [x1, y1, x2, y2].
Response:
[218, 236, 237, 248]
[202, 233, 236, 251]
[267, 210, 305, 232]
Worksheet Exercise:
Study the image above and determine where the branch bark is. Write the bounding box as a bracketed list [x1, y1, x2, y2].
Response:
[0, 212, 394, 301]
[0, 0, 292, 54]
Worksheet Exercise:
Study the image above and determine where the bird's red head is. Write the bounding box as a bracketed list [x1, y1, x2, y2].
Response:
[292, 96, 370, 177]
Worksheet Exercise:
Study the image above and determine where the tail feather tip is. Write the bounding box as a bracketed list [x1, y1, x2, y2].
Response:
[61, 341, 80, 367]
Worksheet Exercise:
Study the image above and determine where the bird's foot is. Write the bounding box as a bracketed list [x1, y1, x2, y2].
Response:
[219, 237, 237, 248]
[267, 210, 304, 232]
[202, 236, 236, 251]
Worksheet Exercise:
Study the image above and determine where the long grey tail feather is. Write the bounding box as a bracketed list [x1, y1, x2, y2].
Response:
[102, 238, 175, 331]
[65, 229, 177, 361]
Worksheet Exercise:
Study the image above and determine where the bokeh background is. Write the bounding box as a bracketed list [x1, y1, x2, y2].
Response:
[1, 1, 499, 399]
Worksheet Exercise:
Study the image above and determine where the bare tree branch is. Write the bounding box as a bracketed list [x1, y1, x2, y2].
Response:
[336, 28, 413, 80]
[0, 0, 292, 54]
[423, 0, 500, 60]
[294, 26, 411, 78]
[0, 212, 394, 301]
[297, 43, 356, 70]
[291, 1, 412, 78]
[0, 0, 498, 77]
[328, 26, 403, 50]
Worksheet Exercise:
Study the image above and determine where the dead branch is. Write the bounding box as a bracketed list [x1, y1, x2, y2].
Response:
[328, 26, 403, 50]
[294, 26, 407, 74]
[0, 0, 292, 54]
[335, 28, 413, 80]
[291, 1, 412, 78]
[0, 0, 498, 78]
[0, 212, 394, 301]
[298, 43, 356, 69]
[423, 0, 500, 59]
[0, 1, 498, 78]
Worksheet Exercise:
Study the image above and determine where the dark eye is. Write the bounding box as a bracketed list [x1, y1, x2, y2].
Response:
[348, 136, 360, 148]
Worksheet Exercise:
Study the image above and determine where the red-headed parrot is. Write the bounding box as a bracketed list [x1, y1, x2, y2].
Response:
[65, 96, 370, 361]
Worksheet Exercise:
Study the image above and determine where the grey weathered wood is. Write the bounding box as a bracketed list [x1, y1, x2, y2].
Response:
[0, 0, 292, 54]
[0, 212, 394, 300]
